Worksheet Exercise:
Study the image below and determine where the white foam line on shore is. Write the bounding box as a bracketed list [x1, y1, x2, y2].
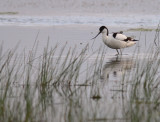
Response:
[0, 15, 159, 27]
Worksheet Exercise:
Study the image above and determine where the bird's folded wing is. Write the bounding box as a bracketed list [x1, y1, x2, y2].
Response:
[114, 34, 127, 41]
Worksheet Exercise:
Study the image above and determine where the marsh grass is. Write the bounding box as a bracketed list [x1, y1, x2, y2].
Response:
[123, 27, 160, 122]
[0, 39, 107, 121]
[0, 26, 160, 122]
[126, 49, 160, 122]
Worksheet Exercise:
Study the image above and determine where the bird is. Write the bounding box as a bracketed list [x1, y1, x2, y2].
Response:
[91, 26, 138, 55]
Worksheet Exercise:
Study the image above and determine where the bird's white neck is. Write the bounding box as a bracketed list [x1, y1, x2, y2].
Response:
[103, 28, 109, 36]
[101, 28, 109, 39]
[102, 32, 108, 41]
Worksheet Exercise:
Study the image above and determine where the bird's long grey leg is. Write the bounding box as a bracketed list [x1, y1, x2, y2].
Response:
[119, 49, 122, 55]
[116, 49, 119, 55]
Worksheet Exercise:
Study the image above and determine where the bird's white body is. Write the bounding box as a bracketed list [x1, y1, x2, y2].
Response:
[92, 26, 138, 55]
[101, 28, 136, 49]
[102, 33, 136, 49]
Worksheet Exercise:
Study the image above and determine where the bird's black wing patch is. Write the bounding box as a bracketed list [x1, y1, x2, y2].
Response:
[112, 31, 123, 38]
[113, 33, 117, 38]
[124, 37, 132, 41]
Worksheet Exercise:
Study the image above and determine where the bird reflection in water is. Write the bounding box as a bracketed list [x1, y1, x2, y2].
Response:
[101, 55, 135, 81]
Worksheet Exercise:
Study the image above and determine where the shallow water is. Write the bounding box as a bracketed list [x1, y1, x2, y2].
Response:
[0, 25, 158, 82]
[0, 0, 160, 121]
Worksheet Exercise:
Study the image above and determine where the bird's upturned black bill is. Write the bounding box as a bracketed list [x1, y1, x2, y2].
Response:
[91, 31, 101, 40]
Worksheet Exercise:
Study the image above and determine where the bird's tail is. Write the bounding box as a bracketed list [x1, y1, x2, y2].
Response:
[133, 39, 139, 41]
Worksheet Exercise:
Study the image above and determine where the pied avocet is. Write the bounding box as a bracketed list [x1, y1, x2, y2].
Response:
[92, 26, 138, 55]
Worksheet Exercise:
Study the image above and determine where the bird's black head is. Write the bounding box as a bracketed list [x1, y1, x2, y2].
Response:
[99, 26, 107, 33]
[91, 26, 108, 40]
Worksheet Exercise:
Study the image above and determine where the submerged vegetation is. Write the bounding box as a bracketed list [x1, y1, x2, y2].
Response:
[0, 27, 160, 122]
[0, 12, 18, 15]
[127, 28, 154, 31]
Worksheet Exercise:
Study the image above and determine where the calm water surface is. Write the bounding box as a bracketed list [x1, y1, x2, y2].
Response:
[0, 1, 160, 121]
